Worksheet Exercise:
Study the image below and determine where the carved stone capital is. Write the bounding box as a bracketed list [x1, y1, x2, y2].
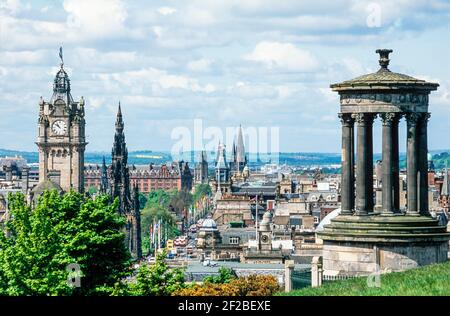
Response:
[421, 112, 431, 123]
[405, 112, 421, 126]
[351, 113, 376, 125]
[338, 113, 353, 126]
[380, 112, 398, 125]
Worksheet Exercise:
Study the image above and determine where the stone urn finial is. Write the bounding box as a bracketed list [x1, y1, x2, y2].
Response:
[376, 49, 393, 70]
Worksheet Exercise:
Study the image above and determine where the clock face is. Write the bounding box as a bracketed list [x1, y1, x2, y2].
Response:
[52, 120, 67, 136]
[261, 235, 269, 243]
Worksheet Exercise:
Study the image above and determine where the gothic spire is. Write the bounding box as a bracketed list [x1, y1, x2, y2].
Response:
[215, 143, 228, 170]
[111, 102, 130, 213]
[112, 103, 127, 164]
[201, 149, 207, 162]
[116, 102, 124, 131]
[236, 125, 246, 164]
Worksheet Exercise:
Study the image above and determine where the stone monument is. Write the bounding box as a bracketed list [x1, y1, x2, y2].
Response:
[317, 49, 450, 277]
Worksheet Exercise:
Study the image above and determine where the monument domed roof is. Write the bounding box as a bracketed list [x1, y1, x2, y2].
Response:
[331, 49, 439, 91]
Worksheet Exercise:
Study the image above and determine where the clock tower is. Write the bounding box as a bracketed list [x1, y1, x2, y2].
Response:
[36, 51, 87, 193]
[258, 211, 273, 251]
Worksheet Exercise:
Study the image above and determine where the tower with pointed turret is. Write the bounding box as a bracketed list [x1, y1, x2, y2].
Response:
[194, 150, 209, 185]
[36, 48, 87, 193]
[214, 142, 231, 196]
[109, 103, 141, 259]
[230, 125, 248, 181]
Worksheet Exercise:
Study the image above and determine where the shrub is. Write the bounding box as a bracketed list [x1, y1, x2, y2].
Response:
[129, 251, 186, 296]
[203, 267, 235, 284]
[232, 275, 279, 296]
[172, 274, 279, 296]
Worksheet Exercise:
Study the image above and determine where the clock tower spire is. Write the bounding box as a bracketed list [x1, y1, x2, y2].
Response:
[36, 48, 87, 193]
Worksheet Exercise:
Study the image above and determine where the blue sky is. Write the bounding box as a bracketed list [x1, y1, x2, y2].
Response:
[0, 0, 449, 153]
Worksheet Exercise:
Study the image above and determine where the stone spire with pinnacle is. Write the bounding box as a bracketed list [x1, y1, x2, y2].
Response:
[109, 103, 141, 259]
[110, 103, 131, 216]
[236, 125, 246, 165]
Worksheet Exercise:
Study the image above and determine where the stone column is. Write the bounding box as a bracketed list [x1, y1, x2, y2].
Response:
[311, 256, 323, 288]
[339, 113, 354, 215]
[284, 260, 295, 292]
[353, 113, 375, 215]
[406, 113, 420, 215]
[381, 113, 396, 214]
[418, 113, 431, 216]
[366, 116, 374, 212]
[392, 115, 400, 212]
[350, 123, 355, 211]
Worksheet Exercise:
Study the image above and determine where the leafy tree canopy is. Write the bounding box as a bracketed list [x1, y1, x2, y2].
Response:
[0, 190, 131, 296]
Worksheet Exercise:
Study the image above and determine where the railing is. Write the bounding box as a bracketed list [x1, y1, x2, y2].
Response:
[323, 274, 356, 282]
[291, 268, 311, 290]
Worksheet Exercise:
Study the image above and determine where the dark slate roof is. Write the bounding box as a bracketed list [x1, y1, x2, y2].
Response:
[231, 181, 278, 196]
[273, 216, 289, 225]
[31, 179, 63, 195]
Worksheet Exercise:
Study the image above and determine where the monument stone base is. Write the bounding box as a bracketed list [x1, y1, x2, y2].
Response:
[317, 214, 450, 277]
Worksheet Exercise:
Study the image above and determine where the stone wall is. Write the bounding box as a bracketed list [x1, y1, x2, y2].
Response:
[322, 241, 448, 276]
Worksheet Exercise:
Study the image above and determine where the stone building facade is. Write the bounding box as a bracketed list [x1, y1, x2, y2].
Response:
[85, 161, 193, 194]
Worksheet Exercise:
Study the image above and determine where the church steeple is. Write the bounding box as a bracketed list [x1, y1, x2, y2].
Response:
[112, 103, 128, 165]
[115, 102, 124, 131]
[236, 125, 246, 165]
[109, 103, 141, 259]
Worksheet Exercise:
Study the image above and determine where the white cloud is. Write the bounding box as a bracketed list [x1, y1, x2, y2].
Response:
[244, 41, 319, 72]
[0, 50, 47, 65]
[63, 0, 127, 38]
[95, 67, 216, 95]
[40, 5, 50, 13]
[88, 96, 105, 109]
[157, 6, 176, 16]
[187, 58, 213, 72]
[152, 26, 163, 38]
[0, 0, 27, 15]
[182, 8, 216, 26]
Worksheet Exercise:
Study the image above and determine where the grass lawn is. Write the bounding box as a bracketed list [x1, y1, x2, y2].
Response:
[278, 261, 450, 296]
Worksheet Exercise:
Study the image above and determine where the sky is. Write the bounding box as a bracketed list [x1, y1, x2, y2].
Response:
[0, 0, 449, 154]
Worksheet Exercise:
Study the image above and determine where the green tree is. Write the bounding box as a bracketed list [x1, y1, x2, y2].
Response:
[145, 190, 171, 209]
[87, 186, 98, 196]
[138, 192, 148, 210]
[193, 184, 212, 203]
[129, 251, 185, 296]
[140, 204, 178, 255]
[203, 267, 235, 284]
[0, 191, 131, 296]
[169, 190, 193, 217]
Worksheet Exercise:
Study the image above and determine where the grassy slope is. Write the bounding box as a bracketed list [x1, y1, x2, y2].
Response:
[278, 261, 450, 296]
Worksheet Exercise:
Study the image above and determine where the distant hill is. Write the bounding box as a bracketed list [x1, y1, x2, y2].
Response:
[1, 148, 449, 169]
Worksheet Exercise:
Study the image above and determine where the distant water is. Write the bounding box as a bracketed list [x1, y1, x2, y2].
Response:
[0, 148, 439, 167]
